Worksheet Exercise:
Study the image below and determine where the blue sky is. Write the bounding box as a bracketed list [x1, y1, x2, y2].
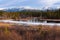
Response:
[0, 0, 60, 9]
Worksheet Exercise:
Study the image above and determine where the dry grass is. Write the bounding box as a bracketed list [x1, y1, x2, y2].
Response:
[0, 22, 14, 27]
[0, 23, 60, 40]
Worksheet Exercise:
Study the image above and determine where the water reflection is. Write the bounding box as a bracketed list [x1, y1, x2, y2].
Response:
[0, 20, 60, 26]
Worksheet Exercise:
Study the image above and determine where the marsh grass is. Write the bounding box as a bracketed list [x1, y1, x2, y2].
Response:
[0, 25, 60, 40]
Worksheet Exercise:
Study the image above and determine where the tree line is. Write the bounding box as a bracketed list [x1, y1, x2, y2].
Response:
[0, 9, 60, 20]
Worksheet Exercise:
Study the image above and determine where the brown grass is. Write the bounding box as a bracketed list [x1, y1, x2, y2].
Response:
[0, 23, 60, 40]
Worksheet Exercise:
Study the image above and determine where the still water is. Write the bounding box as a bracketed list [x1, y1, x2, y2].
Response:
[0, 20, 60, 26]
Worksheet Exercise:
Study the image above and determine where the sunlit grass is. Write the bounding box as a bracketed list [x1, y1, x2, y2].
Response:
[0, 23, 13, 27]
[0, 23, 60, 40]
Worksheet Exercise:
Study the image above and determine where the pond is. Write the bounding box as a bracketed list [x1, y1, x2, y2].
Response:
[0, 20, 60, 26]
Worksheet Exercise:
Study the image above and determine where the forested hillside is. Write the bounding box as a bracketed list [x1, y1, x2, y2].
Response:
[0, 9, 60, 20]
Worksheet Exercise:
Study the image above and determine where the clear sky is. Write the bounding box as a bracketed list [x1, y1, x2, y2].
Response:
[0, 0, 60, 9]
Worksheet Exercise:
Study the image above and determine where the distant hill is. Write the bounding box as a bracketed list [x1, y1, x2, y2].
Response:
[0, 7, 41, 12]
[3, 8, 24, 12]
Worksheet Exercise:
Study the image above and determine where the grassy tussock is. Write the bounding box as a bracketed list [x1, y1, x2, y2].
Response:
[0, 25, 60, 40]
